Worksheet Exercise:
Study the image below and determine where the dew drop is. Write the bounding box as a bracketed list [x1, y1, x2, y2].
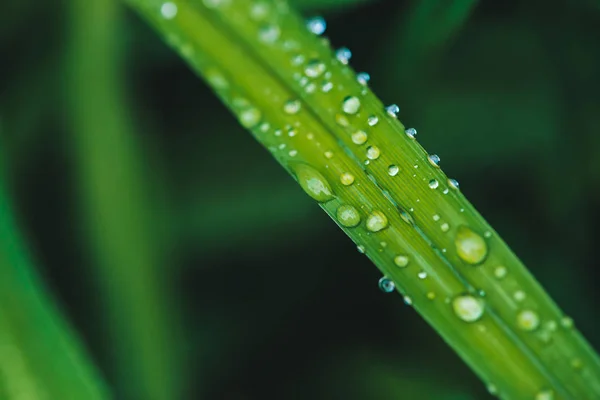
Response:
[340, 172, 355, 186]
[239, 107, 262, 129]
[487, 384, 498, 395]
[342, 96, 361, 114]
[366, 211, 388, 232]
[324, 151, 334, 159]
[335, 114, 349, 127]
[513, 290, 526, 302]
[418, 271, 427, 279]
[448, 178, 460, 190]
[404, 296, 413, 305]
[368, 115, 379, 126]
[366, 146, 381, 160]
[405, 127, 417, 139]
[356, 72, 370, 86]
[561, 317, 574, 329]
[571, 358, 583, 370]
[441, 222, 450, 232]
[427, 292, 436, 300]
[428, 154, 441, 168]
[432, 214, 441, 221]
[494, 266, 507, 279]
[453, 295, 485, 322]
[288, 150, 298, 157]
[259, 25, 280, 43]
[385, 104, 399, 118]
[517, 309, 540, 331]
[305, 59, 326, 78]
[283, 99, 301, 114]
[321, 81, 333, 93]
[429, 179, 439, 189]
[160, 2, 178, 19]
[351, 131, 368, 145]
[250, 3, 269, 20]
[455, 226, 488, 265]
[293, 164, 335, 202]
[337, 205, 361, 228]
[394, 255, 409, 268]
[534, 389, 554, 400]
[357, 245, 366, 254]
[388, 165, 399, 176]
[378, 277, 395, 293]
[306, 16, 326, 35]
[336, 47, 352, 64]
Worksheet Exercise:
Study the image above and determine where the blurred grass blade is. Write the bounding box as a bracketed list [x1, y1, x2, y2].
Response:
[0, 178, 109, 400]
[67, 0, 182, 398]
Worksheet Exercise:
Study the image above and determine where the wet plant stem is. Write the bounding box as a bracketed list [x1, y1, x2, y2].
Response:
[126, 0, 600, 398]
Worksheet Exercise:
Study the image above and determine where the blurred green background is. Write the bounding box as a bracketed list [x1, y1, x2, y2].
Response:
[1, 0, 600, 399]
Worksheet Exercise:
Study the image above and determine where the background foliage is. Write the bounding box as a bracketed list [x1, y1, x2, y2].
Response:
[1, 0, 599, 398]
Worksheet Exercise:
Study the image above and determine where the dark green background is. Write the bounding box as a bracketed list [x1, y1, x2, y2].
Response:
[1, 0, 599, 398]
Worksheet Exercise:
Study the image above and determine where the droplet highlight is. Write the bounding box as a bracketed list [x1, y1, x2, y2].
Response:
[306, 16, 326, 35]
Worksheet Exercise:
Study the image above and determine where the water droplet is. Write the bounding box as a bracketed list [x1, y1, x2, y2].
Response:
[335, 114, 349, 127]
[356, 72, 370, 86]
[161, 2, 178, 19]
[418, 271, 427, 279]
[342, 96, 361, 114]
[394, 255, 409, 268]
[571, 358, 583, 370]
[441, 222, 450, 232]
[448, 178, 460, 190]
[337, 205, 361, 228]
[535, 390, 554, 400]
[306, 16, 326, 35]
[404, 296, 413, 305]
[544, 320, 557, 332]
[324, 151, 334, 159]
[517, 310, 540, 331]
[259, 25, 280, 43]
[453, 295, 485, 322]
[239, 107, 262, 128]
[484, 231, 492, 238]
[321, 81, 333, 93]
[561, 317, 574, 329]
[513, 290, 526, 302]
[388, 165, 399, 176]
[378, 277, 395, 293]
[305, 59, 326, 78]
[366, 146, 380, 160]
[427, 292, 436, 300]
[368, 115, 379, 126]
[250, 3, 269, 20]
[429, 179, 439, 189]
[293, 164, 335, 202]
[351, 131, 368, 145]
[494, 266, 507, 279]
[487, 384, 498, 395]
[340, 172, 355, 186]
[357, 245, 366, 254]
[283, 99, 301, 114]
[366, 211, 388, 232]
[405, 127, 417, 139]
[431, 215, 440, 222]
[288, 150, 298, 157]
[385, 104, 399, 118]
[428, 154, 441, 168]
[336, 47, 352, 64]
[455, 226, 488, 265]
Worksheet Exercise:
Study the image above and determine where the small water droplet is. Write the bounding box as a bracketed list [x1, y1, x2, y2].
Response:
[342, 96, 361, 114]
[484, 231, 492, 238]
[293, 164, 335, 202]
[571, 358, 583, 370]
[453, 295, 485, 322]
[336, 47, 352, 64]
[337, 204, 361, 228]
[366, 146, 380, 160]
[259, 25, 280, 44]
[513, 290, 526, 302]
[561, 316, 574, 329]
[517, 309, 540, 331]
[305, 59, 326, 78]
[324, 151, 334, 159]
[378, 277, 395, 293]
[455, 226, 488, 265]
[418, 271, 427, 279]
[394, 255, 409, 268]
[487, 384, 498, 395]
[385, 104, 399, 118]
[283, 99, 301, 114]
[356, 72, 370, 86]
[340, 172, 355, 186]
[288, 150, 298, 157]
[405, 127, 417, 139]
[494, 266, 507, 279]
[351, 131, 368, 145]
[366, 211, 388, 232]
[433, 214, 441, 221]
[448, 178, 460, 190]
[239, 107, 262, 128]
[544, 320, 557, 332]
[388, 165, 399, 176]
[357, 245, 366, 254]
[441, 222, 450, 232]
[404, 296, 413, 305]
[535, 390, 554, 400]
[306, 16, 326, 35]
[429, 179, 439, 189]
[161, 2, 178, 19]
[427, 292, 436, 300]
[428, 154, 441, 168]
[321, 81, 333, 93]
[250, 3, 269, 20]
[368, 115, 379, 126]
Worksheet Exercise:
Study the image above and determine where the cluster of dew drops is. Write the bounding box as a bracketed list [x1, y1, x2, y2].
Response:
[157, 6, 580, 396]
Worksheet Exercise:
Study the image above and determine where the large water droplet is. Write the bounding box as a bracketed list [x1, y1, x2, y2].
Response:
[366, 211, 388, 232]
[293, 164, 335, 202]
[259, 25, 280, 43]
[366, 146, 380, 160]
[388, 165, 399, 176]
[239, 108, 262, 129]
[283, 99, 301, 114]
[379, 277, 395, 293]
[306, 16, 326, 35]
[428, 179, 439, 189]
[448, 178, 460, 190]
[336, 47, 352, 64]
[405, 128, 417, 139]
[385, 104, 399, 118]
[368, 115, 379, 126]
[340, 172, 355, 186]
[453, 295, 485, 322]
[351, 131, 368, 145]
[517, 310, 540, 331]
[160, 2, 178, 19]
[305, 60, 326, 78]
[394, 255, 409, 268]
[337, 205, 361, 228]
[356, 72, 370, 86]
[535, 389, 554, 400]
[455, 226, 488, 265]
[342, 96, 361, 114]
[428, 154, 441, 168]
